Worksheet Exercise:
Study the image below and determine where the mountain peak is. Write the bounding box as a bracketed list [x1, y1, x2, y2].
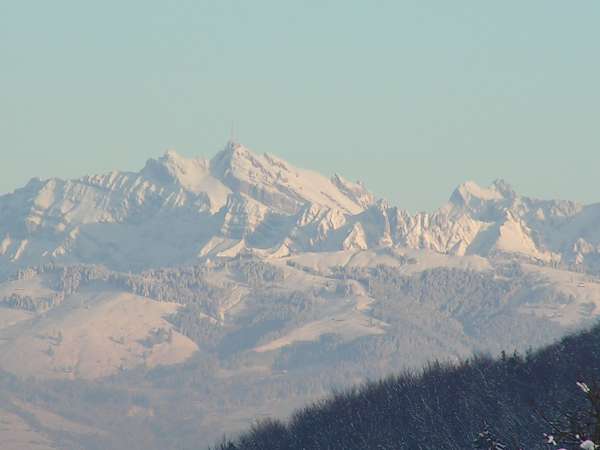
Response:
[158, 149, 206, 169]
[162, 148, 182, 160]
[491, 178, 516, 197]
[210, 140, 258, 173]
[458, 181, 503, 200]
[449, 180, 512, 209]
[0, 141, 596, 275]
[210, 142, 372, 214]
[142, 149, 210, 192]
[223, 139, 243, 153]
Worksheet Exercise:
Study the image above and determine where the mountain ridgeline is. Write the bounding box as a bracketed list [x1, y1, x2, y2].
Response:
[0, 142, 599, 449]
[1, 141, 600, 277]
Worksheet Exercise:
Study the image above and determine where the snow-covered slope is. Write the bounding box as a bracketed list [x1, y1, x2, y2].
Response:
[0, 288, 197, 380]
[1, 144, 600, 447]
[0, 142, 599, 277]
[0, 142, 377, 274]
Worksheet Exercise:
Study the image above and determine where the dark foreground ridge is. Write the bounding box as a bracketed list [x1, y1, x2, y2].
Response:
[212, 322, 600, 450]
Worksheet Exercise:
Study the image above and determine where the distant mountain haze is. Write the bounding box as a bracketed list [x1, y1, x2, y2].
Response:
[1, 141, 598, 277]
[0, 141, 599, 448]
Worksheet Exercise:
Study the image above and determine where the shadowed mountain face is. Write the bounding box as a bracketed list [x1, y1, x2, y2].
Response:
[0, 143, 599, 448]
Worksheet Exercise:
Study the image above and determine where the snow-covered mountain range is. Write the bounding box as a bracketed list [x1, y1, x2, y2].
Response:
[1, 142, 599, 448]
[1, 141, 598, 276]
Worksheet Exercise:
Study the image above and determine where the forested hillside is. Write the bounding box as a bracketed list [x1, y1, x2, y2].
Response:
[214, 322, 600, 450]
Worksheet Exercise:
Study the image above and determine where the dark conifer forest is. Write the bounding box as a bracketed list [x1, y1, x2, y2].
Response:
[212, 322, 600, 450]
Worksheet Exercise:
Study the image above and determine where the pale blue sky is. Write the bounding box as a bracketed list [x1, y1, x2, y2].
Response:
[1, 1, 598, 212]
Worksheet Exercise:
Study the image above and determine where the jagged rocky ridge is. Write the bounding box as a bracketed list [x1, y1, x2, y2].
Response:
[1, 141, 599, 277]
[1, 142, 600, 448]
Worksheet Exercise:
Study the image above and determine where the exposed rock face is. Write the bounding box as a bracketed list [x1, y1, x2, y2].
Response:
[1, 143, 599, 277]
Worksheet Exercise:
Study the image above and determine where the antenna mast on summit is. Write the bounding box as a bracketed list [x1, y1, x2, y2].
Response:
[230, 121, 237, 144]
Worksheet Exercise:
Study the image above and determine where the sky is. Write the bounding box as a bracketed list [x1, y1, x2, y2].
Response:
[1, 1, 598, 213]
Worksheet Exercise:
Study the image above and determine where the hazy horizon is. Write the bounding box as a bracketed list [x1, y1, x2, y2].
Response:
[2, 1, 598, 212]
[0, 141, 594, 215]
